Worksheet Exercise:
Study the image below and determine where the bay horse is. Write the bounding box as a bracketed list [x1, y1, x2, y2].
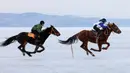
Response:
[0, 25, 60, 57]
[59, 23, 121, 57]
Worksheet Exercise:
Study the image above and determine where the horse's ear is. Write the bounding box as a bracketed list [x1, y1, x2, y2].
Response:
[112, 23, 115, 25]
[110, 23, 114, 27]
[50, 25, 54, 27]
[107, 22, 110, 26]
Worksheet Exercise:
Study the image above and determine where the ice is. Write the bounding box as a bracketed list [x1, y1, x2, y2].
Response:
[0, 27, 129, 73]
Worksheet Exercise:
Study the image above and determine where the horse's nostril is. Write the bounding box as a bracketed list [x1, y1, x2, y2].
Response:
[118, 30, 121, 34]
[120, 31, 121, 33]
[58, 33, 60, 36]
[55, 33, 60, 36]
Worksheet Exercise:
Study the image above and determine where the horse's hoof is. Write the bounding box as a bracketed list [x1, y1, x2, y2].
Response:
[92, 54, 95, 57]
[86, 52, 89, 55]
[28, 54, 32, 57]
[102, 47, 107, 50]
[23, 53, 25, 56]
[26, 52, 32, 57]
[90, 48, 94, 50]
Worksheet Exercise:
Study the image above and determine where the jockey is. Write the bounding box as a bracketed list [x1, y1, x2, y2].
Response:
[93, 18, 108, 43]
[31, 20, 45, 42]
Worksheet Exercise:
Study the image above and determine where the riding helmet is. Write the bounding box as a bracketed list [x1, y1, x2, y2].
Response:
[99, 18, 107, 23]
[40, 20, 45, 25]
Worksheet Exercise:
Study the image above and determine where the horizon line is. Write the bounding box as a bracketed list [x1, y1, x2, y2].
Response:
[0, 12, 130, 19]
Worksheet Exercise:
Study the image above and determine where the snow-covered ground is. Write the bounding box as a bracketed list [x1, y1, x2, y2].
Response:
[0, 27, 129, 73]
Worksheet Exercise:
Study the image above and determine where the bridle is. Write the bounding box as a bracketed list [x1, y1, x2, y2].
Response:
[108, 23, 119, 33]
[49, 27, 57, 35]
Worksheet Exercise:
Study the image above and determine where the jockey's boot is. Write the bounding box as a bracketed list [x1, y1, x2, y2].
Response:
[96, 32, 101, 43]
[34, 35, 40, 44]
[35, 39, 39, 44]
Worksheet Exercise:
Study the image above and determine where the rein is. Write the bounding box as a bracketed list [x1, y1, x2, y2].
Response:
[104, 28, 109, 35]
[104, 23, 113, 36]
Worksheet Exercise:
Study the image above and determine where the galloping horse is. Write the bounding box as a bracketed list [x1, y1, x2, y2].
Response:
[1, 25, 60, 57]
[59, 23, 121, 57]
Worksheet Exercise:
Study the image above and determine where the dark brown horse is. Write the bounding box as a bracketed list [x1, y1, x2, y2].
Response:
[0, 25, 60, 57]
[59, 23, 121, 57]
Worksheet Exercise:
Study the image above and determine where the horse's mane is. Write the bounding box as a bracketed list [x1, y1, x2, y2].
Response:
[107, 22, 116, 27]
[103, 22, 116, 36]
[41, 26, 51, 33]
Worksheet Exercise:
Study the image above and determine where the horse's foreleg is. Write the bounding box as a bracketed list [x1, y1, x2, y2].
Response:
[102, 42, 110, 50]
[37, 45, 45, 53]
[28, 46, 39, 54]
[91, 43, 102, 52]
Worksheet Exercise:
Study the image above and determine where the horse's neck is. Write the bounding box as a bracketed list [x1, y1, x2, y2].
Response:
[40, 29, 51, 43]
[104, 28, 112, 38]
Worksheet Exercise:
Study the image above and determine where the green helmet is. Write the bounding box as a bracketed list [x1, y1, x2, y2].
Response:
[40, 20, 45, 25]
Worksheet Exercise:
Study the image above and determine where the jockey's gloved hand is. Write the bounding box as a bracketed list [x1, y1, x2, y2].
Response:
[99, 27, 103, 30]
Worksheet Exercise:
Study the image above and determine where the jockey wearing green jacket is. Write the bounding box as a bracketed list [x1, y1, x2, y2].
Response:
[31, 20, 45, 42]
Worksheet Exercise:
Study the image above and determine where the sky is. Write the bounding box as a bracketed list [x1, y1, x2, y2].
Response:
[0, 0, 129, 18]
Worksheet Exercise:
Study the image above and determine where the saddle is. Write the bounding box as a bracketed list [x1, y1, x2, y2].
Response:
[91, 30, 104, 38]
[91, 30, 98, 36]
[28, 33, 35, 39]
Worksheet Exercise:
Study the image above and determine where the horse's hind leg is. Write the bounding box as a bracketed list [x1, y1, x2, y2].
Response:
[80, 42, 95, 57]
[22, 46, 32, 57]
[19, 42, 32, 57]
[80, 43, 89, 55]
[18, 45, 25, 56]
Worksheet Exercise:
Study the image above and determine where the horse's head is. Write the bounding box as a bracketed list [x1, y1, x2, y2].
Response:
[48, 25, 61, 36]
[107, 22, 121, 34]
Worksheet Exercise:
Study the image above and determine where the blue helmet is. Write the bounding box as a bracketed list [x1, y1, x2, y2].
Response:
[99, 18, 107, 23]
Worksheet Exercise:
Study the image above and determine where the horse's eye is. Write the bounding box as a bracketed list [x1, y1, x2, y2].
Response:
[115, 27, 118, 29]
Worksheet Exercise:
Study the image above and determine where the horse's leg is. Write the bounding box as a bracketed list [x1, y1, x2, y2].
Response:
[102, 42, 110, 50]
[80, 42, 95, 57]
[80, 43, 89, 55]
[91, 43, 102, 52]
[18, 45, 25, 56]
[36, 45, 45, 53]
[28, 46, 39, 54]
[85, 43, 95, 57]
[86, 51, 89, 55]
[22, 45, 32, 57]
[19, 41, 32, 57]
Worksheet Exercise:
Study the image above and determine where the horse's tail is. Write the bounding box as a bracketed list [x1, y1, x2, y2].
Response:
[59, 34, 78, 45]
[1, 35, 17, 46]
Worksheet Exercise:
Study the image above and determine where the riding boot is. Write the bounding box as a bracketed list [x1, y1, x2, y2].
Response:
[35, 35, 40, 44]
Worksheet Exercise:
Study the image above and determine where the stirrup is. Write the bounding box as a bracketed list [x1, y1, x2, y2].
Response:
[35, 39, 40, 42]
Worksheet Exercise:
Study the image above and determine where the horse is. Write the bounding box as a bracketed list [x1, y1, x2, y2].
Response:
[59, 23, 121, 57]
[0, 25, 60, 57]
